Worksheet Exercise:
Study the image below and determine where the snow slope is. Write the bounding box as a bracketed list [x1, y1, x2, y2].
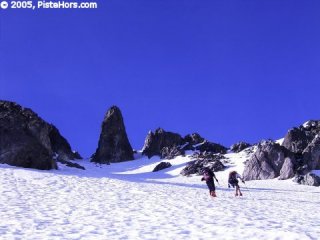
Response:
[0, 150, 319, 240]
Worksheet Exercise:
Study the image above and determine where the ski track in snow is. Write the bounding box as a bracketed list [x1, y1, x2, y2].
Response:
[0, 151, 319, 240]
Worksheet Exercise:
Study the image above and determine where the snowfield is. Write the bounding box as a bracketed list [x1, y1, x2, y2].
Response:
[0, 151, 319, 240]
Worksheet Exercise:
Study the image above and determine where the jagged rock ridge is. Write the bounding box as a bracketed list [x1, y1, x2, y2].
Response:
[230, 141, 252, 153]
[0, 100, 81, 170]
[242, 120, 320, 186]
[142, 129, 227, 159]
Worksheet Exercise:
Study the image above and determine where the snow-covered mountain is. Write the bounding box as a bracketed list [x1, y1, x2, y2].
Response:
[1, 150, 319, 239]
[1, 100, 320, 239]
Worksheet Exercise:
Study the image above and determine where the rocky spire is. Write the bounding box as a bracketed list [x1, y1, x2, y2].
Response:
[91, 106, 134, 164]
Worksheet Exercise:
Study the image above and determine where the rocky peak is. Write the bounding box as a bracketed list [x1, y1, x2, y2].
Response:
[301, 120, 320, 132]
[142, 129, 227, 159]
[230, 141, 252, 153]
[142, 128, 184, 158]
[183, 133, 205, 145]
[91, 106, 134, 164]
[302, 134, 320, 170]
[282, 127, 311, 154]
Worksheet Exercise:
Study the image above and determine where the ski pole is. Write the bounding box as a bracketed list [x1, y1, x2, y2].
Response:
[243, 182, 252, 197]
[216, 179, 221, 186]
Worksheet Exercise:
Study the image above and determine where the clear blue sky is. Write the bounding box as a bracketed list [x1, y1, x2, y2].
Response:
[1, 1, 320, 157]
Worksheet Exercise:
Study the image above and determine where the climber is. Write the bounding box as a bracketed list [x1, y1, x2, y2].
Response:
[228, 170, 245, 196]
[201, 167, 219, 197]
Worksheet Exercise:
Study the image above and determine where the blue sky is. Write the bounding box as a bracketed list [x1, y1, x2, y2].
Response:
[1, 1, 320, 157]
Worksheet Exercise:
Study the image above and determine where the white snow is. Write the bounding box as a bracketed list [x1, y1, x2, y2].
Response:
[303, 121, 310, 128]
[302, 120, 316, 129]
[0, 151, 319, 240]
[193, 141, 206, 148]
[275, 138, 285, 145]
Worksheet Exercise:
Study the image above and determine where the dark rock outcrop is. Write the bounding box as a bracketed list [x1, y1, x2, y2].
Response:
[243, 140, 296, 180]
[302, 135, 320, 170]
[0, 101, 81, 170]
[281, 120, 320, 175]
[153, 162, 172, 172]
[230, 142, 252, 153]
[282, 120, 320, 153]
[294, 173, 320, 186]
[92, 106, 134, 164]
[180, 152, 226, 176]
[183, 133, 226, 154]
[195, 141, 227, 154]
[183, 133, 205, 150]
[282, 128, 312, 154]
[302, 120, 320, 134]
[142, 129, 227, 159]
[0, 138, 55, 170]
[56, 158, 85, 170]
[242, 120, 320, 184]
[142, 128, 184, 158]
[160, 146, 185, 159]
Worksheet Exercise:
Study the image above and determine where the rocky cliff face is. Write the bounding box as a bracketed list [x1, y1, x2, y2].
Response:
[242, 120, 320, 185]
[0, 101, 81, 170]
[230, 141, 252, 153]
[142, 128, 184, 158]
[282, 120, 320, 174]
[282, 128, 310, 154]
[302, 135, 320, 171]
[142, 129, 227, 159]
[91, 106, 134, 164]
[243, 140, 296, 181]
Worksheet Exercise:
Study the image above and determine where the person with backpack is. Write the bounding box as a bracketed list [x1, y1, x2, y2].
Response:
[228, 171, 245, 196]
[201, 167, 219, 197]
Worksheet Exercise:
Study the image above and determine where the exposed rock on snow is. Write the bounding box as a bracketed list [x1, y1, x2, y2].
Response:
[230, 141, 252, 153]
[0, 101, 81, 170]
[302, 135, 320, 171]
[280, 120, 320, 181]
[49, 126, 82, 161]
[194, 141, 227, 154]
[142, 128, 184, 158]
[160, 146, 185, 159]
[282, 127, 313, 154]
[92, 106, 134, 164]
[142, 129, 226, 159]
[152, 162, 172, 172]
[243, 140, 296, 181]
[274, 120, 320, 183]
[182, 133, 205, 150]
[294, 173, 320, 186]
[279, 157, 296, 180]
[56, 158, 85, 170]
[302, 120, 320, 132]
[282, 120, 320, 155]
[183, 133, 227, 154]
[180, 152, 225, 176]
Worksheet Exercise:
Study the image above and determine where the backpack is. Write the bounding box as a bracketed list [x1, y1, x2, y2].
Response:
[228, 171, 238, 184]
[203, 169, 214, 181]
